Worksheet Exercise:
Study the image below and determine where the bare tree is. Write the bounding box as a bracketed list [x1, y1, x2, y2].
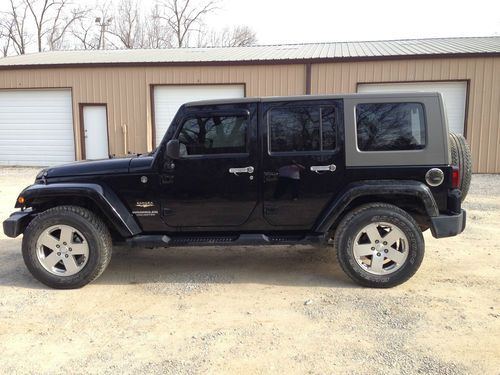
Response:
[199, 24, 257, 47]
[144, 5, 173, 49]
[46, 3, 87, 50]
[94, 2, 114, 50]
[1, 0, 254, 54]
[0, 20, 13, 56]
[25, 0, 86, 52]
[24, 0, 51, 52]
[69, 14, 99, 50]
[158, 0, 218, 47]
[69, 1, 113, 50]
[109, 0, 144, 49]
[3, 0, 30, 55]
[224, 25, 257, 47]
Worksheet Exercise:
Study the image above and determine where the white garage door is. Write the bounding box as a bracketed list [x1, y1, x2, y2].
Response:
[154, 85, 245, 146]
[0, 89, 75, 166]
[357, 81, 467, 135]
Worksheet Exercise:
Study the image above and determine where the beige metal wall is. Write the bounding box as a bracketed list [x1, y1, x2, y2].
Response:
[0, 64, 306, 160]
[0, 56, 499, 172]
[311, 57, 500, 173]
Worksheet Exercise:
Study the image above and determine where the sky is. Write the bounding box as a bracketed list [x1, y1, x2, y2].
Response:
[1, 0, 499, 46]
[205, 0, 500, 44]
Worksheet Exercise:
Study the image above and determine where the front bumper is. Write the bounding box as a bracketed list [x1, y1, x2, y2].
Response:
[2, 211, 34, 238]
[430, 209, 466, 238]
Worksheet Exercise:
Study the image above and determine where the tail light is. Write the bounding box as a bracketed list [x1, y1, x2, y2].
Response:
[452, 166, 460, 188]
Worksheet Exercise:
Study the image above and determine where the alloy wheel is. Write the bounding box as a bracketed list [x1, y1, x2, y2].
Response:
[35, 224, 89, 276]
[352, 221, 408, 275]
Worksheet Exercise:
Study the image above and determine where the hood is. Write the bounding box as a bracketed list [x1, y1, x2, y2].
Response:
[45, 157, 133, 178]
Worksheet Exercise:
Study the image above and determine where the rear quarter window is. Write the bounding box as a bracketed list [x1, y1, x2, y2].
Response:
[356, 102, 426, 151]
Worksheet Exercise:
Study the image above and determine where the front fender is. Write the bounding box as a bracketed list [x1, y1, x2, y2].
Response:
[313, 180, 439, 233]
[16, 183, 141, 238]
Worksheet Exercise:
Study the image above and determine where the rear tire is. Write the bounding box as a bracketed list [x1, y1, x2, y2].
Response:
[449, 132, 472, 201]
[334, 203, 424, 288]
[22, 205, 112, 289]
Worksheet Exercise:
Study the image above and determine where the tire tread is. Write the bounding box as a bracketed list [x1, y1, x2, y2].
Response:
[449, 132, 472, 201]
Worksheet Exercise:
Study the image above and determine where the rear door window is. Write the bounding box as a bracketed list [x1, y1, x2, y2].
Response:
[268, 105, 337, 153]
[356, 103, 426, 151]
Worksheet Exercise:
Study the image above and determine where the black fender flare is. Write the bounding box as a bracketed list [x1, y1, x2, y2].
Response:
[313, 180, 439, 233]
[16, 183, 141, 238]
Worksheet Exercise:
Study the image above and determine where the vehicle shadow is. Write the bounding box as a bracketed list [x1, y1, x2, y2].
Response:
[97, 244, 357, 289]
[0, 238, 357, 290]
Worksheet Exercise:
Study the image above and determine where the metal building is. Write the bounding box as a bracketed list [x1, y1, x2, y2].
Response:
[0, 36, 499, 172]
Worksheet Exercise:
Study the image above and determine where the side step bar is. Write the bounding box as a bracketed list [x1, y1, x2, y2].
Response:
[125, 233, 327, 248]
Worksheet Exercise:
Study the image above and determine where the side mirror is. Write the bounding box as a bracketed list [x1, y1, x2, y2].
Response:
[166, 139, 180, 160]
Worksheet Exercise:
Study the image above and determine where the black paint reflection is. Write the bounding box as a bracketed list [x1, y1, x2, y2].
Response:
[273, 161, 305, 200]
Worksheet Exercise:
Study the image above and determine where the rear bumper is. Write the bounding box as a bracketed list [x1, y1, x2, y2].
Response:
[430, 209, 466, 238]
[2, 211, 34, 238]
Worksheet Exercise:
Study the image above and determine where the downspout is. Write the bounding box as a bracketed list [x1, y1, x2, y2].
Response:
[122, 123, 128, 155]
[305, 63, 312, 95]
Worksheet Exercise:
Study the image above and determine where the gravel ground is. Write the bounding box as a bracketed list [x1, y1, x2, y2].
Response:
[0, 167, 499, 375]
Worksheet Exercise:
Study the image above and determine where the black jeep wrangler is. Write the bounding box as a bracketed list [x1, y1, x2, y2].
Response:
[3, 93, 470, 289]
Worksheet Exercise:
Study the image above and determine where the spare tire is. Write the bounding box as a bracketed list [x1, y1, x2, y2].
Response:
[449, 132, 472, 202]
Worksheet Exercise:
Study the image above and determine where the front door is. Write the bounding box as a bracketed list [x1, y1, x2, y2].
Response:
[82, 105, 109, 159]
[261, 99, 345, 228]
[160, 103, 259, 228]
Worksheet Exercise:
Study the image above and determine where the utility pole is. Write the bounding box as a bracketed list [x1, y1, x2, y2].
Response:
[95, 17, 113, 49]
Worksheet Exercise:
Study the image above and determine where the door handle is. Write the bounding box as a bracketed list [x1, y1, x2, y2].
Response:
[229, 166, 254, 176]
[310, 164, 336, 173]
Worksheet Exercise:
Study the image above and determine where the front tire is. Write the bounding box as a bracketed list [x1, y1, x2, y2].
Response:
[22, 205, 112, 289]
[334, 203, 424, 288]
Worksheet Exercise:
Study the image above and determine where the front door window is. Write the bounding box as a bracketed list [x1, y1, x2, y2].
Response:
[178, 114, 249, 156]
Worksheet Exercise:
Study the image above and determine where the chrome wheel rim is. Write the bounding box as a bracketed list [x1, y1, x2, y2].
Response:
[35, 225, 89, 277]
[352, 221, 409, 275]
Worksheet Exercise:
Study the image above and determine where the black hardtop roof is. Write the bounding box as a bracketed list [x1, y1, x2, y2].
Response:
[184, 92, 441, 107]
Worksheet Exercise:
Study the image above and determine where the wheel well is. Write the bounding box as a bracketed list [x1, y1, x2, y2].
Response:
[31, 197, 123, 241]
[328, 194, 430, 233]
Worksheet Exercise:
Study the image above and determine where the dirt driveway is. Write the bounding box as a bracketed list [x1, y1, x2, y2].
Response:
[0, 167, 498, 375]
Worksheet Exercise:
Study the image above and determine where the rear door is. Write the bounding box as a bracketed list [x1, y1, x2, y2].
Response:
[261, 99, 345, 228]
[160, 102, 259, 228]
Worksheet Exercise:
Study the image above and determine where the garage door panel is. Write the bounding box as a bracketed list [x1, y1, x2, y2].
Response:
[0, 109, 72, 116]
[0, 125, 73, 131]
[0, 153, 74, 160]
[0, 137, 74, 143]
[357, 81, 467, 135]
[154, 85, 245, 147]
[0, 143, 74, 150]
[0, 89, 75, 166]
[0, 113, 72, 119]
[0, 123, 74, 130]
[0, 146, 74, 152]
